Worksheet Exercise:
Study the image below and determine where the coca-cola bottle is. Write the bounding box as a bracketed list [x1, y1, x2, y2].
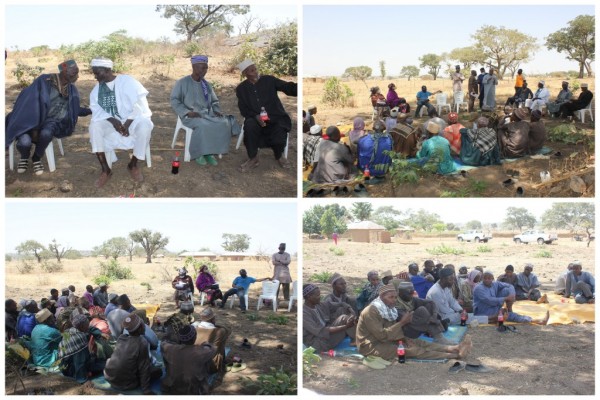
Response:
[497, 308, 504, 327]
[363, 165, 370, 178]
[171, 151, 180, 174]
[397, 340, 406, 364]
[260, 107, 269, 122]
[460, 310, 467, 326]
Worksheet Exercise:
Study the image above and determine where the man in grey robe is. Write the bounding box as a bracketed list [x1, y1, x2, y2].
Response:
[309, 126, 353, 184]
[515, 263, 542, 301]
[482, 68, 498, 110]
[170, 55, 232, 166]
[547, 81, 573, 117]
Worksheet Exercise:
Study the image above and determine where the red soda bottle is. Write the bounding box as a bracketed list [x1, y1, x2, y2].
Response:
[171, 151, 180, 174]
[497, 309, 504, 327]
[460, 310, 467, 326]
[260, 107, 269, 122]
[397, 340, 406, 364]
[363, 165, 370, 178]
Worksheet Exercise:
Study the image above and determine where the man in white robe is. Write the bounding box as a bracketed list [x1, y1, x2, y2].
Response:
[482, 68, 498, 110]
[89, 58, 153, 188]
[530, 81, 551, 113]
[272, 243, 292, 301]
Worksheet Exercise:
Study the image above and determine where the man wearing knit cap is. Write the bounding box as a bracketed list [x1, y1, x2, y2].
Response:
[30, 309, 61, 367]
[235, 59, 297, 172]
[497, 106, 530, 158]
[559, 82, 593, 119]
[426, 267, 464, 325]
[323, 273, 358, 317]
[104, 313, 160, 395]
[530, 81, 550, 112]
[104, 293, 119, 316]
[89, 58, 153, 188]
[272, 243, 292, 301]
[357, 284, 472, 361]
[547, 81, 572, 117]
[193, 307, 231, 374]
[416, 121, 456, 175]
[170, 55, 235, 165]
[6, 59, 91, 176]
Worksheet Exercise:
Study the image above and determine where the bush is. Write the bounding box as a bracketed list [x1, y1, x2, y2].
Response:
[261, 22, 297, 76]
[332, 248, 345, 256]
[40, 260, 63, 273]
[310, 271, 333, 283]
[5, 254, 12, 262]
[92, 274, 113, 286]
[63, 249, 83, 260]
[183, 257, 218, 280]
[16, 260, 34, 274]
[30, 45, 50, 57]
[476, 245, 492, 253]
[227, 41, 261, 74]
[264, 313, 289, 325]
[68, 30, 133, 72]
[240, 367, 297, 395]
[12, 63, 44, 88]
[246, 313, 260, 321]
[387, 151, 438, 186]
[535, 250, 553, 258]
[303, 347, 321, 379]
[321, 77, 354, 107]
[426, 244, 465, 255]
[183, 41, 203, 58]
[97, 259, 134, 281]
[140, 282, 152, 291]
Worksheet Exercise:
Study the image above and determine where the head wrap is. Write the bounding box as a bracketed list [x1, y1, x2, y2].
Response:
[35, 308, 53, 323]
[329, 273, 343, 286]
[71, 314, 89, 331]
[122, 313, 143, 332]
[439, 268, 454, 279]
[178, 325, 197, 343]
[581, 83, 588, 88]
[303, 284, 319, 298]
[58, 60, 77, 72]
[308, 105, 317, 111]
[180, 300, 194, 312]
[98, 282, 108, 288]
[378, 284, 396, 296]
[200, 307, 215, 321]
[539, 80, 545, 86]
[90, 58, 113, 69]
[398, 281, 414, 291]
[513, 107, 528, 121]
[237, 59, 255, 72]
[367, 270, 379, 280]
[191, 55, 208, 64]
[448, 112, 459, 124]
[390, 107, 399, 118]
[426, 122, 440, 135]
[108, 293, 119, 302]
[309, 124, 322, 135]
[572, 260, 582, 267]
[524, 263, 534, 270]
[381, 270, 393, 278]
[476, 116, 489, 128]
[467, 270, 482, 289]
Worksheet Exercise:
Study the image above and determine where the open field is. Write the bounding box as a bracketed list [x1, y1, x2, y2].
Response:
[5, 45, 297, 198]
[303, 235, 595, 395]
[5, 256, 298, 395]
[303, 76, 595, 197]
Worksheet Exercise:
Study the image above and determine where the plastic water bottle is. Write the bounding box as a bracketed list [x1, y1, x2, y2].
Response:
[397, 341, 406, 364]
[460, 310, 467, 326]
[171, 151, 180, 174]
[497, 309, 504, 327]
[363, 165, 370, 178]
[260, 107, 269, 122]
[322, 349, 356, 357]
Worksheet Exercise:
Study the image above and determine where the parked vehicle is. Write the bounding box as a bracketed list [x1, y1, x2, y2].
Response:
[457, 230, 492, 243]
[513, 230, 558, 245]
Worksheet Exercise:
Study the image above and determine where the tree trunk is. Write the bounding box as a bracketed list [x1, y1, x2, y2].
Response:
[129, 254, 133, 262]
[584, 61, 593, 77]
[186, 32, 193, 42]
[35, 252, 42, 263]
[146, 254, 152, 263]
[578, 62, 584, 79]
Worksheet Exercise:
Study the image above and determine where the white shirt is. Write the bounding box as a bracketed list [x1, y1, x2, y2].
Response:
[426, 282, 462, 319]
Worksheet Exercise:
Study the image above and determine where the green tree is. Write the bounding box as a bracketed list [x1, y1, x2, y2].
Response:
[404, 209, 443, 232]
[541, 203, 594, 233]
[546, 15, 595, 78]
[379, 60, 386, 78]
[129, 229, 169, 263]
[419, 53, 443, 80]
[321, 77, 354, 107]
[432, 223, 446, 236]
[472, 25, 538, 79]
[126, 238, 139, 262]
[320, 209, 347, 237]
[446, 223, 459, 231]
[262, 22, 297, 76]
[372, 206, 402, 231]
[48, 239, 70, 264]
[222, 233, 251, 252]
[16, 240, 46, 263]
[351, 202, 373, 221]
[448, 46, 486, 70]
[343, 66, 372, 88]
[156, 5, 249, 42]
[99, 237, 129, 260]
[465, 220, 483, 230]
[399, 65, 420, 81]
[503, 207, 536, 231]
[303, 205, 326, 234]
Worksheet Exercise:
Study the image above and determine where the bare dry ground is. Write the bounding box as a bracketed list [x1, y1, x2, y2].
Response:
[302, 235, 595, 396]
[5, 48, 297, 198]
[5, 257, 298, 395]
[303, 76, 595, 197]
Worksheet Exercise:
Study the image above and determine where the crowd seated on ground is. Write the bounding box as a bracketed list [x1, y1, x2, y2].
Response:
[303, 259, 592, 365]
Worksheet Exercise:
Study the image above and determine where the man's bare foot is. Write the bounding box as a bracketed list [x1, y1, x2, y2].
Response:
[536, 294, 548, 304]
[277, 157, 291, 169]
[128, 165, 144, 182]
[535, 310, 550, 325]
[238, 158, 259, 173]
[458, 335, 472, 359]
[95, 171, 112, 188]
[588, 298, 595, 304]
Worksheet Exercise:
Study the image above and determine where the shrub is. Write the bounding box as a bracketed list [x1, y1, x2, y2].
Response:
[5, 254, 12, 262]
[12, 63, 44, 88]
[332, 248, 345, 256]
[387, 151, 438, 186]
[321, 77, 354, 107]
[182, 257, 218, 280]
[30, 45, 50, 57]
[426, 244, 465, 255]
[63, 249, 83, 260]
[92, 274, 113, 286]
[16, 260, 34, 274]
[264, 313, 289, 325]
[140, 282, 152, 291]
[97, 259, 133, 281]
[476, 245, 492, 253]
[246, 313, 260, 321]
[40, 260, 63, 273]
[303, 347, 321, 379]
[239, 367, 297, 395]
[261, 22, 297, 76]
[227, 41, 260, 74]
[183, 41, 203, 58]
[310, 271, 333, 283]
[535, 250, 553, 258]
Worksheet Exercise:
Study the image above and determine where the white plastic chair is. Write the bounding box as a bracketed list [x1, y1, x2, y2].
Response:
[435, 93, 451, 115]
[105, 143, 152, 169]
[257, 280, 280, 312]
[287, 281, 298, 312]
[576, 101, 594, 123]
[236, 122, 289, 159]
[453, 91, 468, 113]
[172, 117, 193, 162]
[228, 292, 249, 310]
[199, 292, 207, 306]
[8, 137, 64, 173]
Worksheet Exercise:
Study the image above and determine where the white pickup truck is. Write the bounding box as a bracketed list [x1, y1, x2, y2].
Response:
[457, 230, 492, 243]
[513, 230, 558, 245]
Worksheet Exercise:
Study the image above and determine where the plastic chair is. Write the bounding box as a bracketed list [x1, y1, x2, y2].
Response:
[105, 142, 152, 169]
[453, 91, 468, 113]
[257, 280, 280, 312]
[172, 117, 193, 162]
[8, 137, 64, 173]
[199, 292, 207, 306]
[576, 101, 594, 123]
[287, 281, 298, 312]
[236, 121, 289, 159]
[435, 93, 451, 115]
[228, 292, 249, 310]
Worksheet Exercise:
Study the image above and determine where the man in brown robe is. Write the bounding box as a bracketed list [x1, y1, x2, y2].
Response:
[497, 107, 530, 158]
[322, 273, 358, 316]
[528, 110, 546, 153]
[194, 307, 231, 374]
[467, 70, 478, 112]
[389, 113, 418, 158]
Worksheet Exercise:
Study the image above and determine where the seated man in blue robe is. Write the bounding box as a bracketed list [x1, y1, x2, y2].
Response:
[5, 60, 91, 175]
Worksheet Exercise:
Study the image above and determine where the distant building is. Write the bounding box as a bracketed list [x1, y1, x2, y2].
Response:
[346, 221, 391, 243]
[179, 251, 218, 261]
[219, 252, 265, 262]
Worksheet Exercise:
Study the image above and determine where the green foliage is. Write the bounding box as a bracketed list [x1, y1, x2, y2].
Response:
[5, 254, 12, 262]
[183, 41, 203, 58]
[97, 259, 134, 281]
[16, 260, 34, 274]
[310, 271, 333, 283]
[465, 220, 483, 229]
[372, 206, 403, 232]
[149, 54, 176, 76]
[264, 313, 289, 325]
[545, 15, 595, 79]
[70, 30, 133, 72]
[504, 207, 536, 230]
[63, 249, 83, 260]
[541, 203, 594, 232]
[140, 282, 152, 291]
[548, 124, 590, 145]
[476, 245, 492, 253]
[39, 260, 63, 273]
[246, 313, 260, 321]
[399, 65, 420, 81]
[351, 202, 373, 221]
[239, 367, 297, 395]
[129, 229, 169, 263]
[426, 244, 465, 256]
[30, 45, 50, 57]
[222, 233, 251, 252]
[303, 347, 321, 379]
[183, 257, 219, 280]
[535, 250, 553, 258]
[92, 274, 113, 286]
[321, 77, 354, 107]
[261, 22, 297, 76]
[12, 63, 44, 88]
[419, 53, 443, 80]
[343, 65, 372, 82]
[404, 209, 443, 232]
[442, 179, 489, 197]
[386, 151, 438, 186]
[332, 247, 345, 256]
[228, 40, 261, 74]
[15, 240, 46, 263]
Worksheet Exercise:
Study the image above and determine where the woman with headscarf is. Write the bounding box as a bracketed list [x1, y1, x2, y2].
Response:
[356, 271, 383, 313]
[303, 284, 356, 352]
[442, 112, 464, 156]
[346, 117, 366, 159]
[172, 267, 195, 308]
[386, 83, 410, 113]
[417, 122, 456, 175]
[458, 270, 481, 313]
[459, 116, 501, 166]
[195, 265, 222, 307]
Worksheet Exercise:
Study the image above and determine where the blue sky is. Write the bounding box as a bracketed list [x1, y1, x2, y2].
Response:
[303, 5, 595, 76]
[5, 201, 298, 253]
[4, 4, 297, 50]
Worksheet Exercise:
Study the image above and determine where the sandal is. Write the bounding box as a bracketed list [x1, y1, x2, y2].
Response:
[238, 159, 259, 173]
[230, 362, 247, 373]
[17, 159, 28, 174]
[241, 338, 252, 349]
[32, 161, 44, 176]
[449, 361, 466, 374]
